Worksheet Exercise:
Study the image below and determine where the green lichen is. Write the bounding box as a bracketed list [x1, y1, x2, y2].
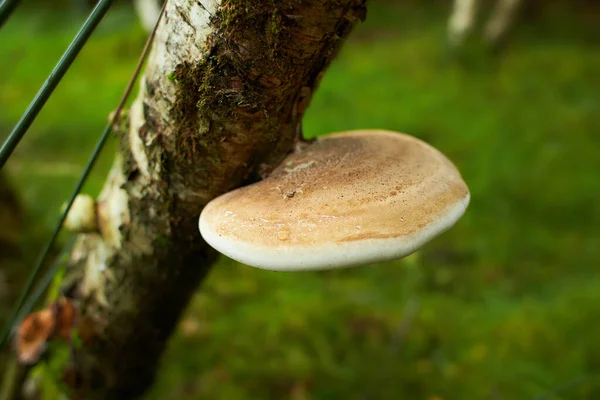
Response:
[167, 72, 178, 83]
[166, 1, 293, 179]
[169, 56, 264, 163]
[267, 1, 283, 53]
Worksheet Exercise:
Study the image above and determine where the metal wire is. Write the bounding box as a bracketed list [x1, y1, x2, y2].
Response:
[0, 1, 167, 350]
[0, 123, 113, 349]
[0, 0, 114, 170]
[0, 0, 20, 29]
[13, 238, 76, 329]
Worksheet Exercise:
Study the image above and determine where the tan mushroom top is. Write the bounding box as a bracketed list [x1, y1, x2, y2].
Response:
[199, 130, 470, 271]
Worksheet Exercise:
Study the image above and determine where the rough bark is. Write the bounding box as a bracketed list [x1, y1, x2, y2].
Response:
[51, 0, 367, 398]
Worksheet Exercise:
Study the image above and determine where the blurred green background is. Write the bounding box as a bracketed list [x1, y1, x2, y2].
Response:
[1, 0, 600, 398]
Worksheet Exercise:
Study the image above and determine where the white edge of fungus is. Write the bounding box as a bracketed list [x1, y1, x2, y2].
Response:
[199, 191, 471, 271]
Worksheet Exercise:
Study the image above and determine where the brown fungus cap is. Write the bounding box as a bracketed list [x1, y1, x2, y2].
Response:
[199, 130, 470, 271]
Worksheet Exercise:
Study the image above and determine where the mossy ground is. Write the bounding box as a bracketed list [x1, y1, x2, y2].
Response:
[1, 1, 599, 399]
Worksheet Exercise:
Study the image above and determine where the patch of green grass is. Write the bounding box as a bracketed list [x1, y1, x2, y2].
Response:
[2, 1, 600, 399]
[0, 5, 145, 229]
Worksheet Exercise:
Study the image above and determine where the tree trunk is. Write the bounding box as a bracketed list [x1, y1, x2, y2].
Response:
[43, 0, 367, 398]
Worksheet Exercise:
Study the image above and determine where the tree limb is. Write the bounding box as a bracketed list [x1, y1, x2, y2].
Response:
[47, 0, 368, 398]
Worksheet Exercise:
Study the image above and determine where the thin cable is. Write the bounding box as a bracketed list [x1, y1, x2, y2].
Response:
[14, 238, 76, 327]
[0, 0, 20, 29]
[0, 0, 114, 170]
[0, 2, 167, 349]
[0, 124, 112, 350]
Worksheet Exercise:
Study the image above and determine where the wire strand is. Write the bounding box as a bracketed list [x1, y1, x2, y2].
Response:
[0, 0, 20, 29]
[0, 1, 168, 350]
[14, 238, 76, 328]
[0, 0, 114, 170]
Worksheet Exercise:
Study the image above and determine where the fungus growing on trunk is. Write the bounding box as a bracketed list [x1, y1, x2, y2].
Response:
[62, 194, 97, 233]
[199, 130, 470, 271]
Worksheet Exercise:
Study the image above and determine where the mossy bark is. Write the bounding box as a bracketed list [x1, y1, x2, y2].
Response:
[44, 0, 367, 398]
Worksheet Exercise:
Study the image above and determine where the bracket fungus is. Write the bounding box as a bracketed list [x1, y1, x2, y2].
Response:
[199, 130, 470, 271]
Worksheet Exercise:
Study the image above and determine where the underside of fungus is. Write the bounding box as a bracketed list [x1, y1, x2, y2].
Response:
[199, 130, 470, 271]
